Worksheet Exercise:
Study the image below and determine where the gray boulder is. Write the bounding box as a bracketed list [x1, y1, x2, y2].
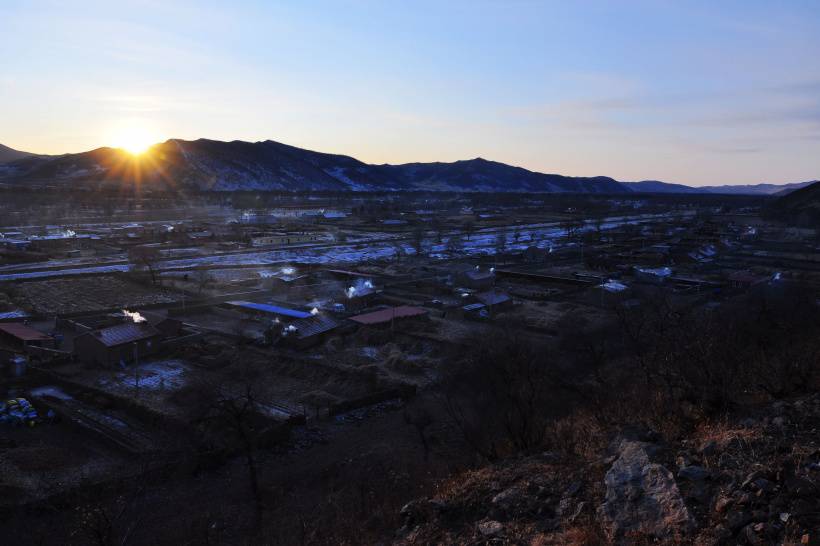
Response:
[599, 440, 693, 543]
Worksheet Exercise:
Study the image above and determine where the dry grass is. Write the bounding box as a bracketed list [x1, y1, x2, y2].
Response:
[692, 418, 762, 448]
[539, 525, 608, 545]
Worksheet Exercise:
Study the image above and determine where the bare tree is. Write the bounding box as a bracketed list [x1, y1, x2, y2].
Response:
[494, 230, 506, 255]
[194, 267, 210, 294]
[561, 217, 584, 240]
[200, 384, 265, 527]
[391, 240, 406, 262]
[128, 245, 161, 285]
[446, 233, 464, 256]
[463, 219, 476, 241]
[72, 466, 150, 546]
[411, 226, 425, 257]
[440, 331, 557, 461]
[403, 400, 436, 462]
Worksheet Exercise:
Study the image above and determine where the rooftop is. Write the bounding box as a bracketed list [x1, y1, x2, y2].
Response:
[227, 301, 312, 319]
[0, 322, 52, 342]
[349, 306, 427, 326]
[287, 314, 341, 339]
[474, 290, 511, 306]
[88, 322, 160, 347]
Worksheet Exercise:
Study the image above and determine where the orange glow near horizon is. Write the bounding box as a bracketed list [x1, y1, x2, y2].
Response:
[112, 127, 156, 156]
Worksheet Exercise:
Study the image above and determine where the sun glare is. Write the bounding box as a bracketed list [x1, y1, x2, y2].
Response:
[114, 128, 155, 156]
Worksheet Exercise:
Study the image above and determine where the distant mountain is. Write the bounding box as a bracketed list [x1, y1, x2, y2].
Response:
[0, 138, 629, 193]
[698, 181, 818, 195]
[624, 179, 818, 195]
[623, 180, 701, 194]
[0, 143, 36, 164]
[0, 138, 813, 195]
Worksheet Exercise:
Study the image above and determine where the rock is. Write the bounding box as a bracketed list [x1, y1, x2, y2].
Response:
[491, 487, 520, 507]
[598, 440, 693, 543]
[678, 465, 711, 481]
[491, 486, 531, 516]
[398, 499, 436, 531]
[477, 520, 504, 537]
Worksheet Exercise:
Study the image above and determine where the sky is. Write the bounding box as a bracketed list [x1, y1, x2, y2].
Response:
[1, 0, 819, 186]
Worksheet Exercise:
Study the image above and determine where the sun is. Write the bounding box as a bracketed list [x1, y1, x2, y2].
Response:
[113, 127, 156, 156]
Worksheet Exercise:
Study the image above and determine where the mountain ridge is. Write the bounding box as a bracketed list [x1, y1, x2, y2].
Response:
[0, 138, 629, 193]
[0, 138, 814, 194]
[0, 143, 38, 164]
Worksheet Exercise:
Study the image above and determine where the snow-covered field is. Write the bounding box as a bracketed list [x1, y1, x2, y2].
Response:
[98, 360, 188, 392]
[0, 213, 685, 281]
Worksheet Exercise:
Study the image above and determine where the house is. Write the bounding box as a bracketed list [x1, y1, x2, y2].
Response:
[0, 323, 54, 350]
[250, 232, 319, 247]
[225, 301, 313, 322]
[187, 230, 213, 241]
[141, 311, 184, 338]
[349, 306, 428, 328]
[0, 239, 31, 251]
[634, 266, 673, 285]
[472, 290, 513, 314]
[73, 322, 161, 367]
[461, 302, 489, 320]
[323, 211, 347, 219]
[28, 233, 94, 252]
[341, 279, 378, 311]
[458, 267, 496, 290]
[280, 314, 342, 348]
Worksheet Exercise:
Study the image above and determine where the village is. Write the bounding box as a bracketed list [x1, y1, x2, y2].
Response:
[1, 189, 818, 540]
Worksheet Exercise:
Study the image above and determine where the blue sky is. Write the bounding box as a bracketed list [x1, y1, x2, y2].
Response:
[2, 0, 819, 185]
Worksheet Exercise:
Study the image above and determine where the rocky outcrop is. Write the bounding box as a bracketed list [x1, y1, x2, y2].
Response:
[395, 394, 820, 546]
[599, 439, 693, 543]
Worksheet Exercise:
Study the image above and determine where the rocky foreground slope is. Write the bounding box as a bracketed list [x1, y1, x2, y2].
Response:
[395, 394, 820, 545]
